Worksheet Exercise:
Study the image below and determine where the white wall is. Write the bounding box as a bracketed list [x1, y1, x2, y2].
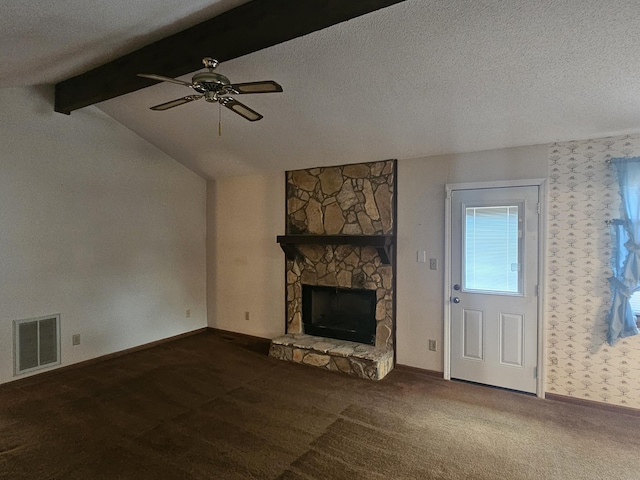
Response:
[206, 145, 547, 372]
[207, 174, 284, 338]
[395, 145, 548, 370]
[0, 86, 207, 384]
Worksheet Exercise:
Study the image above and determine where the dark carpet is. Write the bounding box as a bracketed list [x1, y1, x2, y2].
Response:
[1, 330, 639, 479]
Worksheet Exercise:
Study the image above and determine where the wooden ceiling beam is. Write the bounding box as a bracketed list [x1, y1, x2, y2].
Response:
[54, 0, 407, 114]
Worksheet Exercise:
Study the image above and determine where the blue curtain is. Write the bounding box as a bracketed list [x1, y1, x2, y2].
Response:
[607, 157, 640, 345]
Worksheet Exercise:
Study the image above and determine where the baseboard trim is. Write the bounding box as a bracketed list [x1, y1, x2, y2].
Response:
[394, 364, 444, 378]
[546, 392, 640, 417]
[206, 326, 270, 342]
[2, 327, 208, 390]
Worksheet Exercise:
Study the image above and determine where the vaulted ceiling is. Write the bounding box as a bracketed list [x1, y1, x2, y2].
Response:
[3, 0, 640, 179]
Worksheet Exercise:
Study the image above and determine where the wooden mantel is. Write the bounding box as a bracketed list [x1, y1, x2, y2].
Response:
[276, 234, 395, 265]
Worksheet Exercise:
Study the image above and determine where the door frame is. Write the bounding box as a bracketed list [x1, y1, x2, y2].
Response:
[444, 179, 547, 398]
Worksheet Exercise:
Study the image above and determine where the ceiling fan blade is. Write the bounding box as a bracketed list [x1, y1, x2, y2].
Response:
[228, 80, 283, 94]
[137, 73, 193, 87]
[150, 95, 203, 111]
[221, 98, 263, 121]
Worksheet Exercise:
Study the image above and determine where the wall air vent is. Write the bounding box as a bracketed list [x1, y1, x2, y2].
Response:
[13, 314, 61, 375]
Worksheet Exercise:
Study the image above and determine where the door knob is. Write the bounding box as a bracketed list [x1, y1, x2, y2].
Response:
[452, 297, 461, 304]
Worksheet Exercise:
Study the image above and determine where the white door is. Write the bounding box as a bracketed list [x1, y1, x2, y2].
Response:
[450, 186, 539, 393]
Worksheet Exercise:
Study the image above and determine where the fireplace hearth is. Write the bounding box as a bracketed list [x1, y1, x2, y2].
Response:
[302, 285, 376, 345]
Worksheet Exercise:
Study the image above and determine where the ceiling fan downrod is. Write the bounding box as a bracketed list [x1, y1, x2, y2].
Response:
[202, 57, 219, 70]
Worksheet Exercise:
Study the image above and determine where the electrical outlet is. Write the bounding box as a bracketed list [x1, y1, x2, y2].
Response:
[185, 309, 191, 318]
[245, 311, 250, 321]
[428, 339, 437, 351]
[429, 258, 438, 270]
[72, 334, 81, 346]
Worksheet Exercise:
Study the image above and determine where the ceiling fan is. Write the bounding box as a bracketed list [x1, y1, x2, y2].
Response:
[137, 57, 283, 122]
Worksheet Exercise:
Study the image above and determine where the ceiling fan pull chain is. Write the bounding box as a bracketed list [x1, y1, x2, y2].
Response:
[218, 102, 222, 136]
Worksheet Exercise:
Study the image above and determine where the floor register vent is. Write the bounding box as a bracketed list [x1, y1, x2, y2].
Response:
[14, 314, 61, 375]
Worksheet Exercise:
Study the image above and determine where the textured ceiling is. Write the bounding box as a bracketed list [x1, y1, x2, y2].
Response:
[4, 0, 640, 179]
[0, 0, 248, 87]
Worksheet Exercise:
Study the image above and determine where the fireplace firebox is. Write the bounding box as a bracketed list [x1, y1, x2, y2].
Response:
[302, 285, 376, 345]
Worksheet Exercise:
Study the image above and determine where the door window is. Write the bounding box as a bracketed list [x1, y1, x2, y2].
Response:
[464, 205, 521, 294]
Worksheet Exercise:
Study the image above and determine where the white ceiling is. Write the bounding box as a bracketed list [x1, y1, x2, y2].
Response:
[4, 0, 640, 179]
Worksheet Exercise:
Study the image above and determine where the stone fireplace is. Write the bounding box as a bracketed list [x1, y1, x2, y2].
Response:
[269, 159, 396, 380]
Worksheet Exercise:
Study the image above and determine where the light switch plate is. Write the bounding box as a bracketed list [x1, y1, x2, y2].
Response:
[417, 250, 427, 263]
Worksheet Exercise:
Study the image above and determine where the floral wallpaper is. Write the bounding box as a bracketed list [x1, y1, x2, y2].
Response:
[547, 134, 640, 408]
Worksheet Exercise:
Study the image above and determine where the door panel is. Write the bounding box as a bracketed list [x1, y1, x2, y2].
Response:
[462, 309, 484, 360]
[450, 186, 539, 393]
[500, 313, 523, 366]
